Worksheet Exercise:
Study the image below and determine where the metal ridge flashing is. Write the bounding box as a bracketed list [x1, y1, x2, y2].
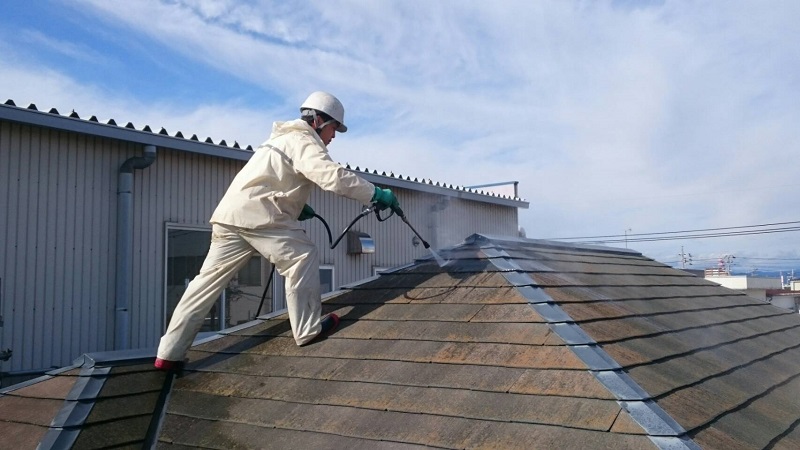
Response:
[484, 254, 698, 449]
[468, 233, 643, 256]
[2, 102, 530, 209]
[38, 365, 113, 450]
[0, 373, 55, 395]
[354, 169, 529, 208]
[0, 102, 253, 161]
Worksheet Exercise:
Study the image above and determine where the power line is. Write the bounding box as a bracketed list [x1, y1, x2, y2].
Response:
[546, 220, 800, 244]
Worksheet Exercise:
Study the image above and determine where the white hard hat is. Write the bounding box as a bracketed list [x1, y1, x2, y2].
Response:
[300, 91, 348, 132]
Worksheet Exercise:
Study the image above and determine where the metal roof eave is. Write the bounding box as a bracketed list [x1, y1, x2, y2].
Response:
[1, 103, 528, 209]
[359, 171, 530, 208]
[0, 103, 253, 161]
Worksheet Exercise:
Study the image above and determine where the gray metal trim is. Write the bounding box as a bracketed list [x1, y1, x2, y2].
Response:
[219, 319, 266, 335]
[65, 369, 109, 401]
[360, 171, 529, 208]
[143, 371, 176, 450]
[531, 304, 574, 324]
[38, 365, 113, 449]
[480, 247, 511, 259]
[78, 348, 157, 367]
[549, 323, 594, 344]
[0, 374, 54, 394]
[192, 333, 228, 346]
[648, 436, 704, 450]
[37, 428, 80, 450]
[591, 370, 651, 401]
[487, 258, 519, 272]
[255, 309, 288, 320]
[479, 233, 697, 445]
[0, 103, 528, 209]
[620, 400, 687, 436]
[0, 103, 252, 160]
[467, 233, 643, 256]
[502, 271, 535, 287]
[50, 400, 94, 428]
[46, 363, 83, 376]
[515, 286, 554, 304]
[570, 345, 622, 371]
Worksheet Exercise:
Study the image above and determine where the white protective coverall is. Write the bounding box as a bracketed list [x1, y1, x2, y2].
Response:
[157, 119, 375, 359]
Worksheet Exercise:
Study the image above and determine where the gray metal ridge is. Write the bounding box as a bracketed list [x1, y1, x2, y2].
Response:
[50, 400, 94, 428]
[343, 165, 529, 206]
[648, 436, 703, 450]
[514, 285, 555, 304]
[37, 428, 80, 450]
[1, 100, 529, 209]
[0, 373, 55, 395]
[503, 271, 537, 287]
[591, 370, 651, 401]
[570, 345, 622, 371]
[479, 247, 511, 259]
[35, 365, 115, 450]
[464, 233, 643, 256]
[621, 400, 688, 437]
[491, 250, 699, 447]
[75, 347, 159, 368]
[0, 101, 254, 160]
[66, 367, 110, 401]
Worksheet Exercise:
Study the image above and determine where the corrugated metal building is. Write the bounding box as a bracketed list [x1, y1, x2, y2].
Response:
[0, 101, 527, 382]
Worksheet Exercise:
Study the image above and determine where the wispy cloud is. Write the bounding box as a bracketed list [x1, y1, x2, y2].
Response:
[2, 0, 799, 265]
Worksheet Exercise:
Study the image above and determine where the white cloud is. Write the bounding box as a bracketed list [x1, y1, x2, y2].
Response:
[3, 0, 800, 266]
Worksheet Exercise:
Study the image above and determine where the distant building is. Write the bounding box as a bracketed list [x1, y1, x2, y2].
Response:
[704, 273, 782, 302]
[766, 290, 800, 313]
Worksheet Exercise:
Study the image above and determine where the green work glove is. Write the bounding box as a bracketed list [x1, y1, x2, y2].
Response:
[372, 186, 399, 211]
[298, 204, 315, 221]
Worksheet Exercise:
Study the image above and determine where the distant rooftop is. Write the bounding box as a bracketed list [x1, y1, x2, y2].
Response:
[0, 100, 528, 208]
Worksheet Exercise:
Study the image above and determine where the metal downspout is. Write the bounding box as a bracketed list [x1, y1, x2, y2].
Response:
[115, 145, 157, 350]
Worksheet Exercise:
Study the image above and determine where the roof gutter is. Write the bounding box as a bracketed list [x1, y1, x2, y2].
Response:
[115, 145, 157, 350]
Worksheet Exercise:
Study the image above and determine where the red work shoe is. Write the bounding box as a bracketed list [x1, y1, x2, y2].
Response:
[320, 313, 340, 336]
[154, 357, 184, 372]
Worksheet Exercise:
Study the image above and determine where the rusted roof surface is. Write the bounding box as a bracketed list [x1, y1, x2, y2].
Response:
[161, 237, 657, 449]
[0, 351, 169, 449]
[6, 233, 800, 448]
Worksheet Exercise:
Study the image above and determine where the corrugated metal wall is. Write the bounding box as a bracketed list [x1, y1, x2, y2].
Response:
[1, 120, 520, 375]
[1, 122, 125, 372]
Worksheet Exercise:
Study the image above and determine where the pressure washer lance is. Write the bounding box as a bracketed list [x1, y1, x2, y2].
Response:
[389, 204, 430, 249]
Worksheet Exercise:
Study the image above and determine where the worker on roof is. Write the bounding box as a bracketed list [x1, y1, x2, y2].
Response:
[155, 91, 399, 371]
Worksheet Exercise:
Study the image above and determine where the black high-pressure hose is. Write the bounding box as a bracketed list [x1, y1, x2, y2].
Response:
[256, 204, 429, 315]
[256, 206, 374, 315]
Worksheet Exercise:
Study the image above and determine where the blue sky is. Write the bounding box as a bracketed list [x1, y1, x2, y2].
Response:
[2, 0, 800, 273]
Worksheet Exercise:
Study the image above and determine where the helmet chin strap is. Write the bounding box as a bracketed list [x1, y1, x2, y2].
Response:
[303, 109, 334, 135]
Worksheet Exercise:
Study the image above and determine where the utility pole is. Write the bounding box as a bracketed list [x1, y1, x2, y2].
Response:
[678, 246, 693, 269]
[719, 254, 736, 275]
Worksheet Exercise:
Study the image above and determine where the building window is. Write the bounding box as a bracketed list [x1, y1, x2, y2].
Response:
[320, 265, 335, 294]
[164, 225, 269, 335]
